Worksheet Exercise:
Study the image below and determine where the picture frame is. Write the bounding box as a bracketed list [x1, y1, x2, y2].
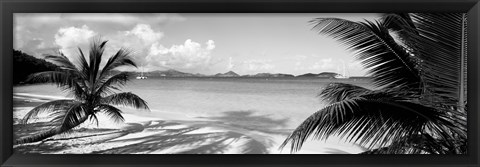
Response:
[1, 0, 479, 166]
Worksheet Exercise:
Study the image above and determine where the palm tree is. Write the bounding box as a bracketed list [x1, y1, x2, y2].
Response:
[15, 38, 149, 145]
[280, 13, 467, 154]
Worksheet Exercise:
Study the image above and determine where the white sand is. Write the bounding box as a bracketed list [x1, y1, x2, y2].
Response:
[13, 93, 366, 154]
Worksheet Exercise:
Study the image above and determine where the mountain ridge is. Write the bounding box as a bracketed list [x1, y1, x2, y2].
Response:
[116, 69, 367, 78]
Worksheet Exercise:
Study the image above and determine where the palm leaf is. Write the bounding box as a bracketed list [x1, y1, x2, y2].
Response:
[318, 83, 372, 104]
[380, 13, 421, 55]
[382, 13, 464, 106]
[76, 47, 91, 82]
[44, 52, 79, 72]
[26, 71, 86, 100]
[21, 100, 79, 124]
[95, 72, 130, 96]
[410, 13, 464, 106]
[98, 48, 137, 81]
[361, 133, 463, 154]
[87, 37, 108, 88]
[16, 101, 89, 144]
[101, 92, 150, 110]
[89, 113, 100, 127]
[97, 104, 125, 123]
[280, 91, 453, 153]
[310, 18, 421, 89]
[382, 13, 418, 33]
[49, 103, 89, 133]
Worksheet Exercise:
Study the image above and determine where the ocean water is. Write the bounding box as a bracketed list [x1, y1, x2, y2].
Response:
[13, 77, 372, 129]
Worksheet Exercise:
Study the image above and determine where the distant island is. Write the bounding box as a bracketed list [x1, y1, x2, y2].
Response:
[12, 50, 370, 83]
[214, 71, 240, 77]
[119, 69, 371, 79]
[296, 72, 338, 78]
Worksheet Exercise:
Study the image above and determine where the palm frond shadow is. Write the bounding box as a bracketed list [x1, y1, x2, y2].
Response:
[92, 110, 291, 154]
[200, 110, 290, 135]
[14, 110, 288, 154]
[92, 120, 270, 154]
[14, 122, 126, 154]
[14, 122, 56, 140]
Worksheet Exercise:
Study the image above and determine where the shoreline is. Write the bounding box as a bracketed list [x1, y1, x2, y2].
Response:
[13, 92, 365, 154]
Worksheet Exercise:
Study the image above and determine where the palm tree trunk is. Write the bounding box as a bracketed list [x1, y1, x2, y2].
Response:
[14, 115, 90, 145]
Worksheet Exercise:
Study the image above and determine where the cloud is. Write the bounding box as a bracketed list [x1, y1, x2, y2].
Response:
[227, 57, 235, 70]
[48, 23, 217, 73]
[14, 13, 186, 58]
[54, 25, 97, 59]
[206, 40, 215, 50]
[243, 59, 274, 71]
[58, 23, 165, 69]
[310, 58, 335, 70]
[124, 24, 164, 44]
[110, 24, 165, 67]
[146, 39, 215, 71]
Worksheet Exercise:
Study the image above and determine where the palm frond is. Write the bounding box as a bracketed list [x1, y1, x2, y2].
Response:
[88, 37, 108, 88]
[310, 18, 421, 89]
[17, 101, 88, 144]
[49, 103, 89, 133]
[21, 100, 79, 124]
[382, 13, 418, 33]
[97, 104, 125, 123]
[95, 72, 130, 96]
[361, 133, 463, 154]
[44, 52, 79, 72]
[280, 93, 451, 153]
[319, 83, 421, 105]
[318, 83, 373, 104]
[98, 48, 137, 81]
[26, 71, 86, 100]
[27, 71, 73, 85]
[380, 13, 421, 54]
[89, 113, 100, 127]
[381, 13, 465, 105]
[101, 92, 149, 110]
[407, 13, 465, 105]
[76, 47, 91, 82]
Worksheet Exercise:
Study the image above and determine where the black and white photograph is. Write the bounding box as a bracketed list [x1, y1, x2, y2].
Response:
[12, 13, 467, 154]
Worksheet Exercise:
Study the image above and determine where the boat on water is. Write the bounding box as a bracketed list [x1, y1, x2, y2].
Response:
[136, 67, 148, 79]
[334, 60, 350, 79]
[334, 74, 349, 79]
[136, 75, 147, 79]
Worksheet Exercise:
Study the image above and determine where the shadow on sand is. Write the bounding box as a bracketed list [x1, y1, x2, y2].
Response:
[200, 110, 290, 134]
[92, 120, 271, 154]
[14, 110, 291, 154]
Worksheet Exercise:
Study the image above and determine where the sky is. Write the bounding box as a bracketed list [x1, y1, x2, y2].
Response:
[14, 13, 381, 76]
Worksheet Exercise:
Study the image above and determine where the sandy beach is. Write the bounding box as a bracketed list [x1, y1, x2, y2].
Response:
[13, 93, 366, 154]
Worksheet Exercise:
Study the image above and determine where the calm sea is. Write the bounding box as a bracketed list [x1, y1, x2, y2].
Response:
[13, 77, 372, 129]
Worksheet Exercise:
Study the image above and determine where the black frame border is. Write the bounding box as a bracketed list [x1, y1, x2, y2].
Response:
[1, 0, 479, 167]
